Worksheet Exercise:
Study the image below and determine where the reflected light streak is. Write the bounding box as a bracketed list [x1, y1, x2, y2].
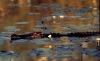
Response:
[92, 0, 98, 16]
[92, 11, 98, 15]
[60, 15, 64, 19]
[53, 21, 56, 23]
[38, 57, 48, 61]
[93, 0, 97, 5]
[96, 38, 100, 46]
[45, 45, 52, 48]
[96, 38, 100, 41]
[58, 0, 66, 4]
[18, 0, 26, 7]
[62, 58, 70, 61]
[27, 0, 31, 7]
[93, 0, 96, 3]
[48, 45, 52, 48]
[93, 8, 98, 10]
[52, 16, 56, 19]
[82, 42, 89, 48]
[52, 60, 57, 61]
[11, 0, 14, 1]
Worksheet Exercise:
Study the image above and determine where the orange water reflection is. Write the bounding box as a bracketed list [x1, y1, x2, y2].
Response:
[0, 0, 99, 61]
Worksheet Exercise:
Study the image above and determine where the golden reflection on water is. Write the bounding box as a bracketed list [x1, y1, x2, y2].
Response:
[0, 0, 99, 61]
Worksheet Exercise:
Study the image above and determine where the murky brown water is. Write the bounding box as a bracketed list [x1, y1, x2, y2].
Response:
[0, 0, 99, 61]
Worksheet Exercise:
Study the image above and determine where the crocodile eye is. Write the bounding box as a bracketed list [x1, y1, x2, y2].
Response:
[48, 35, 52, 38]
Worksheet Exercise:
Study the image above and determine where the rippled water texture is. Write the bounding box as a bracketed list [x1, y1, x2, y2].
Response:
[0, 0, 99, 61]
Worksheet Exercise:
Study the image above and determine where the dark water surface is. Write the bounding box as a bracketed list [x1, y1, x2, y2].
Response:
[0, 0, 99, 61]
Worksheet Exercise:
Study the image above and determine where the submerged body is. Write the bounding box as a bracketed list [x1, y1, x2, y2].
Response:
[11, 31, 100, 40]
